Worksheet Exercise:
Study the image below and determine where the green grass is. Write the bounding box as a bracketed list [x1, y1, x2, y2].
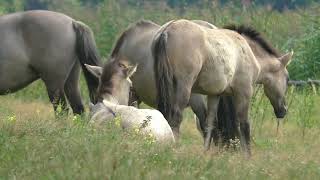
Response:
[1, 87, 320, 179]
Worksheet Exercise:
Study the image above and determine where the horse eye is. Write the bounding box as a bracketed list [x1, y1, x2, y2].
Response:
[118, 63, 127, 69]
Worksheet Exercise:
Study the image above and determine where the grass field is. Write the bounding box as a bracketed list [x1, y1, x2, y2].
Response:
[1, 81, 320, 179]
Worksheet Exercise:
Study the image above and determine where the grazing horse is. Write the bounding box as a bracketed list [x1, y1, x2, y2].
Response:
[85, 61, 175, 143]
[0, 10, 102, 114]
[153, 19, 293, 155]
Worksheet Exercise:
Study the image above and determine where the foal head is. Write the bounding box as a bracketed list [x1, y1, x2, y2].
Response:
[85, 59, 137, 105]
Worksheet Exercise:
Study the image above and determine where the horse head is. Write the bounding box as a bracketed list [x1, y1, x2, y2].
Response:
[85, 58, 137, 105]
[262, 51, 293, 118]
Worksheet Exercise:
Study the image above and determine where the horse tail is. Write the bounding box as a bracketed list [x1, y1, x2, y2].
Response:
[153, 31, 175, 120]
[72, 20, 102, 103]
[217, 96, 238, 143]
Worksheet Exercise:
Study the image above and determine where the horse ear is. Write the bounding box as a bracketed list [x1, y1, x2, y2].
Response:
[279, 51, 294, 67]
[126, 64, 138, 78]
[84, 64, 103, 79]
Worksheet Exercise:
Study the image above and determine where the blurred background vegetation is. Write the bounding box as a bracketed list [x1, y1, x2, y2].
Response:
[0, 0, 319, 81]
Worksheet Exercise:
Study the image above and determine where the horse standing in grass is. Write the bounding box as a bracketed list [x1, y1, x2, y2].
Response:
[0, 10, 101, 114]
[153, 20, 293, 155]
[86, 61, 175, 143]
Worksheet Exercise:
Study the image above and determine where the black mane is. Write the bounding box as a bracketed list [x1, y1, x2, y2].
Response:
[110, 20, 157, 58]
[224, 24, 280, 57]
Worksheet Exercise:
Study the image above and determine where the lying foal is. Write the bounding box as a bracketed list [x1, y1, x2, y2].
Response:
[85, 61, 175, 143]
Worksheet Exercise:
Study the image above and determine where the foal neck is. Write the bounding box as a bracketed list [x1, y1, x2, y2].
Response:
[103, 94, 120, 105]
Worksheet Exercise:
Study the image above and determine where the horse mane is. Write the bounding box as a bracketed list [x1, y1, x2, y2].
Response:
[224, 24, 280, 57]
[110, 20, 158, 58]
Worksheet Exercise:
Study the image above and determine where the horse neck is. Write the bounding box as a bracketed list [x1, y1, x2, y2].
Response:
[103, 94, 120, 105]
[244, 36, 279, 84]
[102, 99, 134, 117]
[244, 36, 269, 60]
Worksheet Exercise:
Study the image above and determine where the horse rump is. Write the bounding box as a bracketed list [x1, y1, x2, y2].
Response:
[152, 32, 176, 120]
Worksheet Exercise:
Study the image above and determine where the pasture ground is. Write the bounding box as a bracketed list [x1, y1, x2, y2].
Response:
[0, 81, 320, 179]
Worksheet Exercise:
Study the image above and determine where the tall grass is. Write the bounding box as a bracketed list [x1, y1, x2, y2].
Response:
[1, 87, 320, 179]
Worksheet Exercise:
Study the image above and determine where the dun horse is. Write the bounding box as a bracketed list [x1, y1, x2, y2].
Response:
[153, 20, 293, 155]
[85, 61, 175, 143]
[0, 10, 101, 114]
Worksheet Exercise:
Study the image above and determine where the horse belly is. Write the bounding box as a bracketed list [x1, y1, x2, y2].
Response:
[0, 58, 38, 94]
[0, 36, 38, 94]
[194, 57, 235, 95]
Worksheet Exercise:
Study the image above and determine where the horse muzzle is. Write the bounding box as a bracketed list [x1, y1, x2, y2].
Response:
[274, 105, 287, 118]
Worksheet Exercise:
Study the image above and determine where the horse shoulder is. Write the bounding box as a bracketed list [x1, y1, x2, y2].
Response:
[221, 30, 261, 88]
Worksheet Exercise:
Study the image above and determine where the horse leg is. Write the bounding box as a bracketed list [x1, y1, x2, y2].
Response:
[64, 64, 84, 115]
[217, 96, 238, 146]
[233, 92, 252, 157]
[189, 93, 207, 138]
[170, 85, 191, 139]
[204, 95, 220, 150]
[44, 82, 68, 116]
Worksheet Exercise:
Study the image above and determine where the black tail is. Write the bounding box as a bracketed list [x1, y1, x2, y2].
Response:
[217, 96, 238, 143]
[153, 32, 175, 120]
[72, 20, 102, 103]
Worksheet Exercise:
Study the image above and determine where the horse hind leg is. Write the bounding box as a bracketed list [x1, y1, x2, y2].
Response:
[204, 95, 220, 150]
[43, 80, 69, 116]
[64, 63, 84, 115]
[170, 84, 192, 139]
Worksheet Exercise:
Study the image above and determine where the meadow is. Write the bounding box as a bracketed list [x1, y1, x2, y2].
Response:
[1, 1, 320, 179]
[0, 81, 319, 179]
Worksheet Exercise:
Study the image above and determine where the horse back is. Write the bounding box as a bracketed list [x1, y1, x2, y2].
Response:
[0, 11, 76, 76]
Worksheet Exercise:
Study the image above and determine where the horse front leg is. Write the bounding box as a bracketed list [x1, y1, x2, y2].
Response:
[233, 92, 252, 157]
[204, 95, 220, 150]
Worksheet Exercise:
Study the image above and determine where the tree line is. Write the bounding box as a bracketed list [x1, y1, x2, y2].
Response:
[0, 0, 319, 12]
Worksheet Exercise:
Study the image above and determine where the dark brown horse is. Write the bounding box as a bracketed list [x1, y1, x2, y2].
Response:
[0, 10, 102, 114]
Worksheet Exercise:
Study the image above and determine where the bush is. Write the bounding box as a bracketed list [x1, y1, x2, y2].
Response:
[289, 26, 320, 80]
